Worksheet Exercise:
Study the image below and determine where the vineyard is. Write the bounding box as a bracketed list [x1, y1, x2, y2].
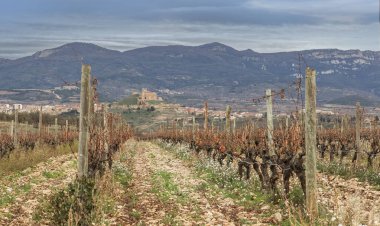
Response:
[0, 64, 380, 225]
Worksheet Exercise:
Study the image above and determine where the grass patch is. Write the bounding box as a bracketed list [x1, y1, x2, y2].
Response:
[113, 163, 133, 188]
[33, 178, 96, 226]
[160, 211, 180, 226]
[0, 194, 15, 207]
[194, 160, 271, 211]
[288, 186, 305, 208]
[130, 209, 142, 221]
[20, 183, 32, 193]
[148, 153, 156, 159]
[0, 142, 77, 176]
[42, 170, 64, 179]
[151, 170, 188, 204]
[318, 161, 380, 189]
[156, 141, 192, 161]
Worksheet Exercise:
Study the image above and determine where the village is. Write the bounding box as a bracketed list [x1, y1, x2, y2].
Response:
[0, 88, 378, 130]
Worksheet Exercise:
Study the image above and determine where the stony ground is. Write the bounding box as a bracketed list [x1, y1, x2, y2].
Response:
[318, 173, 380, 225]
[110, 140, 274, 225]
[1, 140, 380, 225]
[0, 154, 77, 225]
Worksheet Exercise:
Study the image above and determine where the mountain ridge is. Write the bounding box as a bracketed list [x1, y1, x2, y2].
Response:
[0, 42, 379, 106]
[4, 42, 380, 62]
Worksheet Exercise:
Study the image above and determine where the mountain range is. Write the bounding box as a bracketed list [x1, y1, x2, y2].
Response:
[0, 42, 379, 107]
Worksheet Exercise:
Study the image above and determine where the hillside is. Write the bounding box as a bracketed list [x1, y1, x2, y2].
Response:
[0, 42, 379, 106]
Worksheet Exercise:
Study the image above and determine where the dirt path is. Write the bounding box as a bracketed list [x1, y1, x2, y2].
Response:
[0, 154, 77, 225]
[116, 140, 270, 225]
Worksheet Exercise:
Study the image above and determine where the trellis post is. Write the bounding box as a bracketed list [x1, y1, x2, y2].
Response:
[14, 109, 18, 148]
[266, 89, 275, 156]
[78, 64, 91, 178]
[305, 67, 318, 218]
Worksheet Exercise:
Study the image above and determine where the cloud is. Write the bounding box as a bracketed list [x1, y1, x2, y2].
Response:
[2, 0, 374, 26]
[0, 0, 378, 58]
[246, 0, 378, 24]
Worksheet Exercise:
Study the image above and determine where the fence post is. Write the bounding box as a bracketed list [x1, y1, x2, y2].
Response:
[102, 104, 109, 165]
[233, 117, 236, 134]
[225, 105, 231, 134]
[10, 120, 14, 137]
[78, 64, 91, 178]
[266, 89, 275, 156]
[85, 74, 94, 175]
[285, 116, 289, 131]
[39, 106, 43, 145]
[204, 101, 208, 131]
[353, 102, 361, 165]
[54, 118, 58, 142]
[211, 118, 214, 132]
[14, 109, 18, 148]
[192, 116, 195, 138]
[305, 67, 318, 218]
[65, 120, 69, 141]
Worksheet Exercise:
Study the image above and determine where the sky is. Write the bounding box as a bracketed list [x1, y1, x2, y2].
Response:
[0, 0, 379, 59]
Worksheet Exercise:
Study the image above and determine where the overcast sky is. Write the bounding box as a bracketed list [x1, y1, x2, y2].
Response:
[0, 0, 379, 59]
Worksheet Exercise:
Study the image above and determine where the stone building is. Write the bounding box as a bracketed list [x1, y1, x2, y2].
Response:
[141, 88, 158, 101]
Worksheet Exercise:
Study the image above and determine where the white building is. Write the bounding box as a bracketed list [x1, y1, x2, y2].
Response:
[13, 104, 22, 110]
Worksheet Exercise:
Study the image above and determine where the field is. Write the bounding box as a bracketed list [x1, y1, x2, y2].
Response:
[1, 66, 380, 226]
[1, 135, 380, 225]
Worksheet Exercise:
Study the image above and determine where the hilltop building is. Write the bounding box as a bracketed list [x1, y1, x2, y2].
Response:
[141, 88, 158, 101]
[139, 88, 162, 104]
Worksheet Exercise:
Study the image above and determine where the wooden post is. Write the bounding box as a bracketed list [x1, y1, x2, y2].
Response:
[88, 77, 95, 124]
[354, 102, 361, 165]
[38, 106, 43, 145]
[305, 67, 318, 218]
[204, 101, 208, 131]
[54, 118, 58, 142]
[225, 105, 231, 134]
[103, 104, 109, 163]
[266, 89, 275, 156]
[85, 74, 94, 174]
[285, 116, 289, 131]
[78, 64, 91, 178]
[10, 120, 14, 137]
[374, 117, 378, 131]
[102, 104, 106, 129]
[14, 109, 18, 148]
[26, 121, 29, 135]
[233, 117, 236, 134]
[109, 112, 114, 151]
[192, 116, 195, 138]
[65, 120, 69, 141]
[211, 118, 214, 132]
[181, 118, 185, 131]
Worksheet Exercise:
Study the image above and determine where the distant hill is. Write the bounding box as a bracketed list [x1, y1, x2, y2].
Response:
[327, 95, 379, 107]
[0, 42, 379, 106]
